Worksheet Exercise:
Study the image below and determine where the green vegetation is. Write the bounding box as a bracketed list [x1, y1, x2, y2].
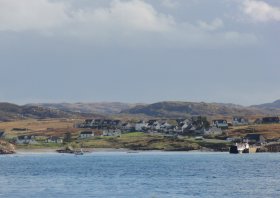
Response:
[75, 133, 201, 151]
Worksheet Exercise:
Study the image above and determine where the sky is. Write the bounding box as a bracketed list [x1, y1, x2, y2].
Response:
[0, 0, 279, 106]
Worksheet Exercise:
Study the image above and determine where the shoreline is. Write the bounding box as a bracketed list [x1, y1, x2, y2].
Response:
[14, 147, 220, 154]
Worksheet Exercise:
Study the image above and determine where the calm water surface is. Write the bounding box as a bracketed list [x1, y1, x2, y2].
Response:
[0, 152, 280, 198]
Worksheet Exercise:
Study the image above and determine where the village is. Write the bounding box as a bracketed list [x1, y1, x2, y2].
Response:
[1, 115, 280, 153]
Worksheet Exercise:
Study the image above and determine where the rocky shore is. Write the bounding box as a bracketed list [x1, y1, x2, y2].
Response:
[0, 140, 16, 154]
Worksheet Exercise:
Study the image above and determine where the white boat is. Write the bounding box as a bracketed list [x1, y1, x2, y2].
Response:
[229, 143, 249, 154]
[74, 149, 84, 155]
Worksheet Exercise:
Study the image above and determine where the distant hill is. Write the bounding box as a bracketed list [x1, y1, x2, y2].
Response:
[0, 103, 94, 121]
[251, 100, 280, 109]
[3, 100, 280, 120]
[121, 101, 263, 118]
[250, 100, 280, 114]
[27, 102, 140, 115]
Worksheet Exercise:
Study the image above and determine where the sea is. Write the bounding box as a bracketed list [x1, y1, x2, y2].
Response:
[0, 152, 280, 198]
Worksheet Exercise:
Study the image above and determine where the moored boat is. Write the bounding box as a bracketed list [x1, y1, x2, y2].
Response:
[229, 143, 250, 154]
[74, 149, 84, 155]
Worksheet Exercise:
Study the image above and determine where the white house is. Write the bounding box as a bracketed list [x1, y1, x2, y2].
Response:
[212, 120, 228, 129]
[135, 121, 148, 131]
[46, 136, 63, 144]
[103, 129, 121, 137]
[232, 117, 248, 126]
[122, 123, 135, 132]
[80, 131, 94, 139]
[204, 127, 223, 136]
[16, 135, 37, 144]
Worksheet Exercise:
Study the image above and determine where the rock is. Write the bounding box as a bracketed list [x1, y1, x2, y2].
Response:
[0, 140, 16, 154]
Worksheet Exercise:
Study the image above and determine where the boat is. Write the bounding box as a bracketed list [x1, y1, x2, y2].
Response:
[229, 143, 250, 154]
[74, 149, 84, 155]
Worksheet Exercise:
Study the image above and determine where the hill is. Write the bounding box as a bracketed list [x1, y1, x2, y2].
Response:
[27, 102, 139, 114]
[121, 101, 263, 118]
[250, 100, 280, 114]
[0, 103, 93, 121]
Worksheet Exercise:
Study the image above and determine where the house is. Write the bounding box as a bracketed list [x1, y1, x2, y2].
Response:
[212, 120, 228, 129]
[160, 122, 173, 132]
[181, 122, 191, 133]
[147, 120, 158, 128]
[103, 129, 121, 137]
[122, 123, 135, 132]
[135, 121, 148, 131]
[46, 136, 63, 144]
[102, 120, 112, 127]
[232, 117, 248, 126]
[80, 131, 94, 139]
[160, 122, 171, 128]
[262, 117, 279, 124]
[84, 119, 94, 127]
[244, 134, 266, 144]
[110, 120, 121, 127]
[204, 126, 223, 136]
[16, 135, 37, 144]
[91, 119, 103, 128]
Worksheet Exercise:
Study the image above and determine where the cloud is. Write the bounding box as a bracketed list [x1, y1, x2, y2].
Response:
[72, 0, 175, 33]
[161, 0, 179, 8]
[0, 0, 174, 33]
[0, 0, 69, 31]
[242, 0, 280, 22]
[0, 0, 257, 48]
[197, 18, 224, 31]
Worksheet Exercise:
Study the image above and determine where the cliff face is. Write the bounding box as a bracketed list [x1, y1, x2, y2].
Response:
[0, 141, 16, 154]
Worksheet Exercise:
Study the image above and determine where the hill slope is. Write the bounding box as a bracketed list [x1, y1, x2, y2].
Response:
[0, 103, 91, 121]
[121, 101, 263, 118]
[27, 102, 139, 114]
[251, 100, 280, 114]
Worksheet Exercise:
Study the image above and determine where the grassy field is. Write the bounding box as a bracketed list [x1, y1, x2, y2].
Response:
[76, 132, 202, 151]
[228, 124, 280, 140]
[0, 119, 81, 139]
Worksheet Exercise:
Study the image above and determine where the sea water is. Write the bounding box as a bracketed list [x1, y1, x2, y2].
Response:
[0, 152, 280, 198]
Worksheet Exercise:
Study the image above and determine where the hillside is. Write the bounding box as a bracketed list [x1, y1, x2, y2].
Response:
[121, 101, 263, 118]
[27, 102, 139, 114]
[0, 103, 93, 121]
[251, 100, 280, 114]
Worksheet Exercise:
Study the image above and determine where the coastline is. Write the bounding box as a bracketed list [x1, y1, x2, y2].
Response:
[15, 148, 131, 154]
[14, 147, 218, 154]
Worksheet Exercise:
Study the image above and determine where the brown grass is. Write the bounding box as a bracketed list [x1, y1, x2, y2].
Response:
[0, 119, 82, 138]
[228, 124, 280, 140]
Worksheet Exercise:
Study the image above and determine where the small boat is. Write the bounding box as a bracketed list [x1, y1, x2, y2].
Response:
[74, 149, 84, 155]
[229, 143, 249, 154]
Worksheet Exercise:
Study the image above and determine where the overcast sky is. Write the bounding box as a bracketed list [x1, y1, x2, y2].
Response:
[0, 0, 279, 106]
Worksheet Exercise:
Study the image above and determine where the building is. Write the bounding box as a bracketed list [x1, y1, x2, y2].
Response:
[232, 117, 248, 126]
[135, 121, 148, 131]
[262, 117, 279, 124]
[204, 127, 223, 136]
[103, 129, 121, 137]
[80, 131, 94, 139]
[121, 123, 135, 132]
[244, 134, 266, 144]
[46, 136, 63, 144]
[212, 120, 228, 129]
[16, 135, 37, 144]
